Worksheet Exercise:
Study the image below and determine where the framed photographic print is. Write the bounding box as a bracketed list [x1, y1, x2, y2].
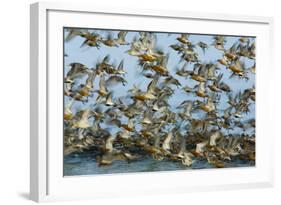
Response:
[30, 2, 274, 202]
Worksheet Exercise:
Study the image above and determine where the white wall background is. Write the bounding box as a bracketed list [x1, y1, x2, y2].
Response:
[0, 0, 280, 204]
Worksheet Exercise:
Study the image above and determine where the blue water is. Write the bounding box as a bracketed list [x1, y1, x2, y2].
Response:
[64, 153, 255, 176]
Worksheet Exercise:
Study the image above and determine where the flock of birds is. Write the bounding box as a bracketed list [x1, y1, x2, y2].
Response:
[64, 28, 255, 169]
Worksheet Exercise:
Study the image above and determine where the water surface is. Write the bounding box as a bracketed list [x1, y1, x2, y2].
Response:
[64, 153, 255, 176]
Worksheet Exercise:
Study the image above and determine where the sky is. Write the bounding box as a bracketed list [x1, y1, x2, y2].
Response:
[64, 28, 255, 135]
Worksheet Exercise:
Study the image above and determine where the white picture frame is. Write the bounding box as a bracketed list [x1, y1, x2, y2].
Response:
[30, 2, 274, 202]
